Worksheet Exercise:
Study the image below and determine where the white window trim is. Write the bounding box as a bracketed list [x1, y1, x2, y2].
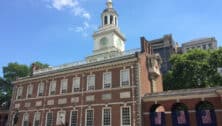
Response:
[87, 75, 95, 91]
[102, 107, 112, 126]
[85, 108, 94, 126]
[11, 114, 15, 126]
[69, 110, 78, 126]
[37, 82, 44, 97]
[33, 112, 41, 126]
[56, 110, 66, 125]
[26, 85, 33, 98]
[103, 72, 112, 89]
[16, 87, 23, 99]
[49, 80, 56, 96]
[120, 69, 130, 87]
[120, 106, 131, 126]
[60, 79, 68, 94]
[72, 77, 80, 92]
[45, 112, 53, 126]
[22, 112, 29, 126]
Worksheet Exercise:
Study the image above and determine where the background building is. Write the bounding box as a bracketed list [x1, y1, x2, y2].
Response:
[148, 34, 178, 74]
[182, 37, 217, 53]
[9, 1, 162, 126]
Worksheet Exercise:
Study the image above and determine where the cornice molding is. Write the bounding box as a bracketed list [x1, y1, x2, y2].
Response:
[13, 57, 137, 85]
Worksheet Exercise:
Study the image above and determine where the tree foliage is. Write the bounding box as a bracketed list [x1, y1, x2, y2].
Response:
[164, 48, 222, 90]
[3, 62, 30, 82]
[31, 61, 49, 70]
[0, 61, 49, 106]
[0, 77, 11, 108]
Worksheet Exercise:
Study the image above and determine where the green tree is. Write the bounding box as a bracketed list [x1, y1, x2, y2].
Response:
[3, 62, 30, 82]
[0, 77, 11, 108]
[1, 61, 49, 106]
[163, 49, 222, 90]
[31, 61, 49, 70]
[208, 47, 222, 85]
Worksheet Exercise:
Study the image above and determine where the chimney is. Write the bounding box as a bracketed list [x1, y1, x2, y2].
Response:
[30, 63, 38, 76]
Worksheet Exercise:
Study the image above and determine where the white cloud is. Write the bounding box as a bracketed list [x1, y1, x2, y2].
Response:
[69, 21, 97, 37]
[52, 0, 78, 10]
[83, 13, 90, 19]
[72, 5, 91, 20]
[46, 0, 91, 20]
[45, 0, 94, 37]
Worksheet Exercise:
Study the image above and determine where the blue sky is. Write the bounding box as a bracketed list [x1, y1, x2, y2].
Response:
[0, 0, 222, 77]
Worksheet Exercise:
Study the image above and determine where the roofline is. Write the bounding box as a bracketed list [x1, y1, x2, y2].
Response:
[143, 86, 222, 102]
[12, 53, 139, 84]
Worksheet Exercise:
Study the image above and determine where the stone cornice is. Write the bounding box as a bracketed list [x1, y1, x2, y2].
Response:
[93, 26, 125, 41]
[143, 87, 222, 102]
[13, 54, 138, 84]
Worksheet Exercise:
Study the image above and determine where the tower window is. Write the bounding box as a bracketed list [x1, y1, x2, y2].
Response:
[104, 16, 108, 25]
[115, 17, 117, 25]
[110, 15, 113, 24]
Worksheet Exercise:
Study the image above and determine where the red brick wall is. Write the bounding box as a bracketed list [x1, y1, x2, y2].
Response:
[10, 61, 139, 126]
[139, 53, 151, 96]
[142, 96, 222, 126]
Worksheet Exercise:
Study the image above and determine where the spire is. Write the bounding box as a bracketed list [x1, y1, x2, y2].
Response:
[106, 0, 112, 8]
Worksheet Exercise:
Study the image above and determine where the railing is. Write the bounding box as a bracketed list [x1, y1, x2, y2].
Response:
[33, 48, 141, 75]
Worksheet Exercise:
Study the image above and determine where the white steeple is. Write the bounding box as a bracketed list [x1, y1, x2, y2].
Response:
[101, 0, 118, 27]
[86, 0, 126, 63]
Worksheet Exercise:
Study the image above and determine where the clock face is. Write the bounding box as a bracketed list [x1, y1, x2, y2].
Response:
[100, 37, 108, 47]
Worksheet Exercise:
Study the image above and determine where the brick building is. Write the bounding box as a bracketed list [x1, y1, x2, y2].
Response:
[0, 109, 9, 126]
[142, 87, 222, 126]
[9, 1, 162, 126]
[8, 0, 222, 126]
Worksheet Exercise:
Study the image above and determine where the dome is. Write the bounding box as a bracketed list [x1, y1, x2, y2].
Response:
[107, 0, 112, 3]
[103, 8, 118, 15]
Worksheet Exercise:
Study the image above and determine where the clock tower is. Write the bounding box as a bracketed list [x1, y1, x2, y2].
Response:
[86, 0, 126, 62]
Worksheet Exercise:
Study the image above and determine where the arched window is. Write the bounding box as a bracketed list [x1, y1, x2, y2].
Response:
[171, 103, 190, 126]
[104, 16, 108, 25]
[196, 101, 217, 126]
[110, 15, 113, 24]
[150, 104, 166, 126]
